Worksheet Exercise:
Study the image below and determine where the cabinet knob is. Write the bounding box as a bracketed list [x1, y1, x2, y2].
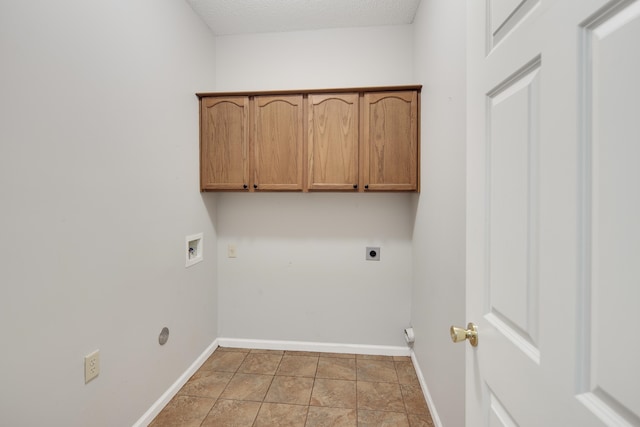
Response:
[243, 184, 248, 189]
[364, 185, 369, 190]
[253, 184, 258, 189]
[353, 184, 358, 189]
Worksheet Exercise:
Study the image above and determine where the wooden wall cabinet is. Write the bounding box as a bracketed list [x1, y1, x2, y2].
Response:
[197, 86, 420, 192]
[200, 96, 249, 191]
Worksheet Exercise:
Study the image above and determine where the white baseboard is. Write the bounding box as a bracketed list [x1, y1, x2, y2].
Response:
[217, 337, 411, 357]
[132, 339, 219, 427]
[410, 350, 443, 427]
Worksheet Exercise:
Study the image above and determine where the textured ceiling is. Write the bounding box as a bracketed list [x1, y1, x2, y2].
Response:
[186, 0, 422, 36]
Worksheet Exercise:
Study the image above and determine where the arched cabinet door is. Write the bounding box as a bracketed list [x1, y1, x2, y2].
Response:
[253, 95, 304, 191]
[307, 93, 359, 191]
[200, 96, 250, 191]
[362, 91, 419, 191]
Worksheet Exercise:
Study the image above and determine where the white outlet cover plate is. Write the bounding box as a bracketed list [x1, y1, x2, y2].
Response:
[84, 349, 100, 384]
[227, 244, 237, 258]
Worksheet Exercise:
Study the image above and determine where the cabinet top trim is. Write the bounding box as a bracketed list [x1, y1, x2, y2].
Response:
[196, 85, 422, 99]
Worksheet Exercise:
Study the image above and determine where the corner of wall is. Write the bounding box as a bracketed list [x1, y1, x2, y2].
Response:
[410, 0, 468, 426]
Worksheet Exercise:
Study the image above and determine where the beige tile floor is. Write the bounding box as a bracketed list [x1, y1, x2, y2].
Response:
[150, 347, 434, 427]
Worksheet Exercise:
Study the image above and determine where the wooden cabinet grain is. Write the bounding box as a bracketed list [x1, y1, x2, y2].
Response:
[362, 91, 419, 191]
[200, 96, 249, 190]
[197, 86, 420, 192]
[307, 93, 359, 190]
[253, 95, 304, 191]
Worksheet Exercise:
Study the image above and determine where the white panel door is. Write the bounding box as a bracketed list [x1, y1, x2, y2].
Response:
[466, 0, 640, 425]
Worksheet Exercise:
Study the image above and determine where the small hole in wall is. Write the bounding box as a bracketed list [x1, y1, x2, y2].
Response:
[159, 327, 169, 345]
[186, 233, 203, 267]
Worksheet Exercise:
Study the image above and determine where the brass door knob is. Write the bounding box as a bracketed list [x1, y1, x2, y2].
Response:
[450, 323, 478, 347]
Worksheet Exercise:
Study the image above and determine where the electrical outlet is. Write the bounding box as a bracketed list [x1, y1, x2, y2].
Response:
[84, 350, 100, 384]
[366, 246, 381, 261]
[227, 244, 237, 258]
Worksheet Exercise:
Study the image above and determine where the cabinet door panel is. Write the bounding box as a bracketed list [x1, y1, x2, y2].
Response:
[363, 91, 419, 191]
[254, 95, 304, 191]
[308, 93, 359, 190]
[200, 97, 249, 190]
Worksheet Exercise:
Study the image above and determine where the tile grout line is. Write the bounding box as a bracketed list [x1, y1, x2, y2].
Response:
[392, 357, 410, 419]
[211, 348, 255, 427]
[255, 350, 281, 427]
[355, 359, 359, 426]
[302, 356, 319, 427]
[241, 350, 260, 427]
[191, 351, 222, 427]
[246, 349, 271, 427]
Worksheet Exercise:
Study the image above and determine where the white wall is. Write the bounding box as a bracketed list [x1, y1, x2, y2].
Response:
[214, 26, 417, 347]
[411, 1, 467, 426]
[215, 25, 415, 90]
[0, 1, 218, 426]
[217, 193, 413, 346]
